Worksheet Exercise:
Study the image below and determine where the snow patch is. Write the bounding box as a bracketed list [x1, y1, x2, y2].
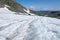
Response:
[0, 7, 60, 40]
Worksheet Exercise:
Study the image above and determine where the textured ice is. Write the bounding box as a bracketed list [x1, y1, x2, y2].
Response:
[0, 8, 60, 40]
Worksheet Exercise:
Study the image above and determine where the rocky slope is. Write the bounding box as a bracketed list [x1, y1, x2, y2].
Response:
[0, 0, 27, 13]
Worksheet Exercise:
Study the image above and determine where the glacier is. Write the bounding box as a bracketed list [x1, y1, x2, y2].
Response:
[0, 7, 60, 40]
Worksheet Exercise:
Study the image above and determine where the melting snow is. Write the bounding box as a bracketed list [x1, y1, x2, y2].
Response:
[0, 7, 16, 14]
[0, 8, 60, 40]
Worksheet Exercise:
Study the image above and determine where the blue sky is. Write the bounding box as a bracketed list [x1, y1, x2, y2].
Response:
[16, 0, 60, 11]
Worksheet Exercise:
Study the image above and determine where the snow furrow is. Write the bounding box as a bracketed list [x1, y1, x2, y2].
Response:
[0, 7, 60, 40]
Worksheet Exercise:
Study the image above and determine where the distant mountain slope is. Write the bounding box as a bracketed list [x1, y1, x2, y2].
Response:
[30, 10, 60, 19]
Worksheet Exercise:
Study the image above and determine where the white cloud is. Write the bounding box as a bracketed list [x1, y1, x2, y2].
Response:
[29, 6, 40, 11]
